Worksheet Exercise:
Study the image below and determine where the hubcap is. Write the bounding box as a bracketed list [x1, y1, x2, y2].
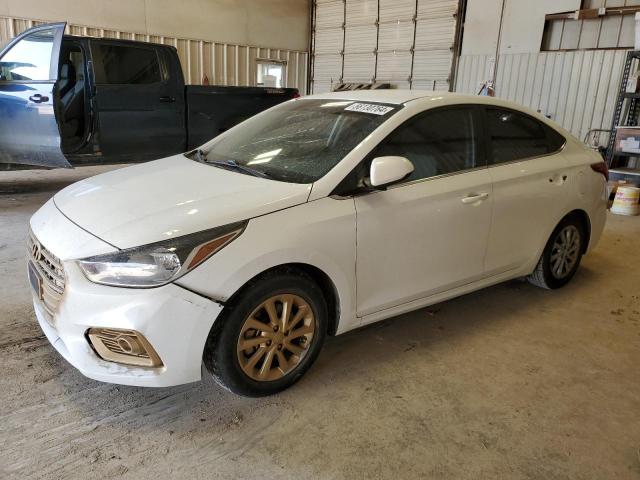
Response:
[550, 225, 581, 279]
[236, 294, 315, 382]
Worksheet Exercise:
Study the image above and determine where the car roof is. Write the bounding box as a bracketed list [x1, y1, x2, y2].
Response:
[300, 89, 574, 139]
[302, 89, 473, 105]
[301, 89, 538, 110]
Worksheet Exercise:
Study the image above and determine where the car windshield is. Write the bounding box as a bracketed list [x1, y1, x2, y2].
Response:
[190, 99, 401, 183]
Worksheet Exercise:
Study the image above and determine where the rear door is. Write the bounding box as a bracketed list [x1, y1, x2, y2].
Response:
[482, 107, 570, 275]
[90, 41, 185, 160]
[0, 22, 70, 168]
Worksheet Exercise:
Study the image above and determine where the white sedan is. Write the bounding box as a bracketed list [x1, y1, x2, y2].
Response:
[28, 90, 608, 396]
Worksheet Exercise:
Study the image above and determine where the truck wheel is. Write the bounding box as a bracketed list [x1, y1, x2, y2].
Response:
[528, 216, 585, 290]
[203, 271, 327, 397]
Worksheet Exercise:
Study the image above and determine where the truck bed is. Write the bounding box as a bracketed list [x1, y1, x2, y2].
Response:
[186, 85, 298, 149]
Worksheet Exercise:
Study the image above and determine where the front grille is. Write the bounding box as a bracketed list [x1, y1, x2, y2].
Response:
[27, 229, 65, 318]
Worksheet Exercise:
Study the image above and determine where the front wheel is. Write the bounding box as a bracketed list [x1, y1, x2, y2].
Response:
[528, 217, 585, 289]
[203, 271, 327, 397]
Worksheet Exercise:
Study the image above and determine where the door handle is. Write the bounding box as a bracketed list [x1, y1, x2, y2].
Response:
[159, 96, 176, 103]
[461, 192, 489, 204]
[28, 94, 49, 103]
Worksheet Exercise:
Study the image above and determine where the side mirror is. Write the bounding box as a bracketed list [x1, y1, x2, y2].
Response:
[369, 156, 414, 188]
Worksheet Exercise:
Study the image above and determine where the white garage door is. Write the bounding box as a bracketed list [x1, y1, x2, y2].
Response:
[311, 0, 461, 93]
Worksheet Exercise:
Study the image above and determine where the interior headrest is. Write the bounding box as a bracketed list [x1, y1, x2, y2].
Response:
[60, 63, 75, 80]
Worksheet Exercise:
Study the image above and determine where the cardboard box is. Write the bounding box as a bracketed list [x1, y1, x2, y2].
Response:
[614, 126, 640, 154]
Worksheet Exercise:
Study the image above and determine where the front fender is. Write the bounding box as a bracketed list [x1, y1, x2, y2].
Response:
[175, 198, 359, 334]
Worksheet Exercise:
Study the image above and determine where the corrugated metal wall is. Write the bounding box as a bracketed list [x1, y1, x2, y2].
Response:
[455, 50, 629, 141]
[0, 15, 309, 93]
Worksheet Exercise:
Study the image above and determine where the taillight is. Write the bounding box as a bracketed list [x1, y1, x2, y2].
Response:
[590, 161, 609, 181]
[293, 91, 301, 99]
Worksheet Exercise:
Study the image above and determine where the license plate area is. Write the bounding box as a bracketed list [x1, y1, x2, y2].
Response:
[28, 261, 43, 300]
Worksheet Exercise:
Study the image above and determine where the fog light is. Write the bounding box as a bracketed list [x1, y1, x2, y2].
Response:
[87, 328, 163, 367]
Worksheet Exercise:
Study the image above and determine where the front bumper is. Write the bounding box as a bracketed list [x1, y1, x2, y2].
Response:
[33, 278, 223, 387]
[30, 199, 224, 387]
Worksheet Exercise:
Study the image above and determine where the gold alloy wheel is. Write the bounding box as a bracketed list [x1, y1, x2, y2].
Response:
[236, 294, 315, 381]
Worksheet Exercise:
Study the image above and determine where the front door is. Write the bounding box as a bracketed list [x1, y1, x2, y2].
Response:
[90, 41, 185, 160]
[354, 106, 493, 318]
[0, 22, 70, 168]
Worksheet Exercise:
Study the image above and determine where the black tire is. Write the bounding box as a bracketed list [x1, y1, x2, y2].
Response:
[528, 216, 585, 290]
[203, 270, 327, 397]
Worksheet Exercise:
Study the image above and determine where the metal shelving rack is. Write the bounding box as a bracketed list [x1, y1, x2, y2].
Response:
[606, 50, 640, 183]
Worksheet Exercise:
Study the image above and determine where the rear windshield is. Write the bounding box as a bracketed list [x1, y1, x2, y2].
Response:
[193, 99, 400, 183]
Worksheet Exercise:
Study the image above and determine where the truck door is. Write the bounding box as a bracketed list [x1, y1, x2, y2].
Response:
[90, 41, 186, 160]
[0, 22, 71, 168]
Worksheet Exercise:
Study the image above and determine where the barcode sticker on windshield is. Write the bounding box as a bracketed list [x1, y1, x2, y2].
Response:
[345, 103, 394, 115]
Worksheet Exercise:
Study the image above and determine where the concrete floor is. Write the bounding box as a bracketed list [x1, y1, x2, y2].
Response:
[1, 165, 639, 480]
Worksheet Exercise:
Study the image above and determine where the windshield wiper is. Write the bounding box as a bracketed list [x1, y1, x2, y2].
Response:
[205, 158, 271, 179]
[186, 150, 270, 179]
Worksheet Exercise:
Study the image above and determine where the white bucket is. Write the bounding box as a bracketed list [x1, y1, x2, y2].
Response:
[611, 185, 640, 216]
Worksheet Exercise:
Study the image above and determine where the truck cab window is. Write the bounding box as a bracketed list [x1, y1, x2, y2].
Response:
[93, 44, 161, 84]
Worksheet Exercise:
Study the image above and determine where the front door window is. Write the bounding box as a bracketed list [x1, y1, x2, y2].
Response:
[0, 28, 57, 81]
[370, 107, 481, 182]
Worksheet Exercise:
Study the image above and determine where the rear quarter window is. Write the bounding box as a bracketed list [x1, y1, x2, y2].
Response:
[486, 108, 565, 164]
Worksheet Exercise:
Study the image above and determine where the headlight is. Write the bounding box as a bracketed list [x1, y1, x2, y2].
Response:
[77, 221, 246, 287]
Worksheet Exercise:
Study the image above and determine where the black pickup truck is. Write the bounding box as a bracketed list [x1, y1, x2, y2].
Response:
[0, 22, 298, 169]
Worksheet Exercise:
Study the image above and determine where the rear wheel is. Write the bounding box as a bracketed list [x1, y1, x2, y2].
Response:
[528, 216, 585, 289]
[203, 271, 327, 397]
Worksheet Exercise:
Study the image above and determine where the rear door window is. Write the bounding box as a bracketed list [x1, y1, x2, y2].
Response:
[93, 44, 161, 84]
[0, 27, 57, 81]
[485, 108, 565, 164]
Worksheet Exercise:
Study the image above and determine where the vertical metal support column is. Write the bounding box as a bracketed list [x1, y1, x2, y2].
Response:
[409, 0, 418, 89]
[373, 0, 380, 84]
[339, 0, 346, 90]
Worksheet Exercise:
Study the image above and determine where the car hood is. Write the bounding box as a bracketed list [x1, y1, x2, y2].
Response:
[54, 155, 312, 249]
